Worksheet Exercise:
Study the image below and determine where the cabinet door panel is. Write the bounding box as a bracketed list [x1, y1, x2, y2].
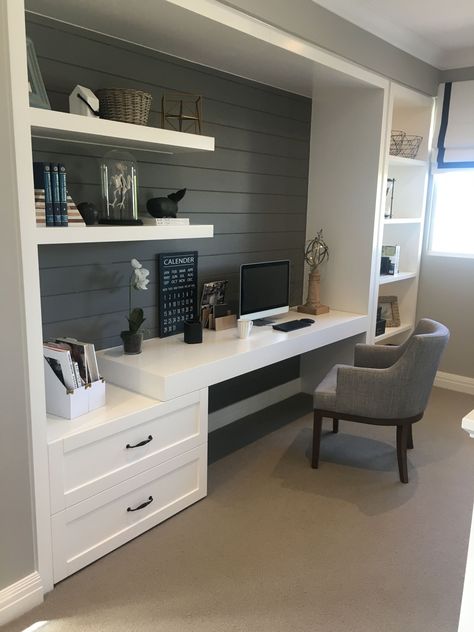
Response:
[52, 445, 207, 582]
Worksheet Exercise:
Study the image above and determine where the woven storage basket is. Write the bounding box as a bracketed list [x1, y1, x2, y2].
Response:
[399, 134, 423, 159]
[389, 130, 406, 156]
[96, 88, 152, 125]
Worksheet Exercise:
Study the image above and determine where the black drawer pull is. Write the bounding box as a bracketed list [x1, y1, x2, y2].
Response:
[127, 496, 153, 512]
[126, 435, 153, 449]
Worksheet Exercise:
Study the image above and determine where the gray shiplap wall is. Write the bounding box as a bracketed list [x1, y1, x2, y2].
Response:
[27, 14, 311, 397]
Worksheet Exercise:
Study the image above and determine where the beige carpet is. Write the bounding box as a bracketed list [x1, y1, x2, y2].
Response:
[6, 387, 474, 632]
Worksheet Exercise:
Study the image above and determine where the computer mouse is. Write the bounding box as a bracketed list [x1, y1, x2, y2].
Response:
[300, 318, 314, 324]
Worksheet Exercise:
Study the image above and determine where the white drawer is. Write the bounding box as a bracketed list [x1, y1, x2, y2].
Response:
[51, 444, 207, 582]
[49, 389, 207, 513]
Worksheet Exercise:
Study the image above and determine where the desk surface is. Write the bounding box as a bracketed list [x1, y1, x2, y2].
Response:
[98, 310, 368, 401]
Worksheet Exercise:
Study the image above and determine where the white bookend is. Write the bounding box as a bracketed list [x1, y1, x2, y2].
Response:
[44, 359, 105, 420]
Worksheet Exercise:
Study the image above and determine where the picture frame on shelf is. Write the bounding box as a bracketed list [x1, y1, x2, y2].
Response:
[378, 295, 400, 327]
[26, 37, 50, 110]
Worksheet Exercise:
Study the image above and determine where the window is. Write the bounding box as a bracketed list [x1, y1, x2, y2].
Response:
[429, 170, 474, 257]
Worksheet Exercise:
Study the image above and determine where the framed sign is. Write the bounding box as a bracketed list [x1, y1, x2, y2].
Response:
[158, 251, 198, 337]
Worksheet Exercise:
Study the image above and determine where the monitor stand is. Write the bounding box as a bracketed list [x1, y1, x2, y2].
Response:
[253, 318, 276, 326]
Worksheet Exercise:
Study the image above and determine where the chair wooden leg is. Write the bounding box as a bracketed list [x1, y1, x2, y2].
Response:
[407, 424, 414, 450]
[332, 418, 339, 434]
[312, 411, 323, 469]
[396, 425, 409, 483]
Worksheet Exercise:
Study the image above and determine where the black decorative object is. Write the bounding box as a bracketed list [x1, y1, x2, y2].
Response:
[147, 188, 186, 218]
[380, 256, 394, 276]
[77, 202, 99, 225]
[184, 320, 203, 344]
[158, 251, 198, 337]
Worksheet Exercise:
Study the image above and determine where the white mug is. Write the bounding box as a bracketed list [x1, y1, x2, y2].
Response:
[237, 319, 253, 339]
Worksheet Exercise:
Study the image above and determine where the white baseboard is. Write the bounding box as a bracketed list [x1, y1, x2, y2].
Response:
[435, 371, 474, 396]
[0, 572, 43, 626]
[208, 378, 302, 432]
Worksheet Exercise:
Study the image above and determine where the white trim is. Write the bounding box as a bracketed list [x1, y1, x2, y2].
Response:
[0, 572, 43, 627]
[309, 0, 444, 68]
[434, 371, 474, 396]
[166, 0, 387, 89]
[208, 378, 301, 432]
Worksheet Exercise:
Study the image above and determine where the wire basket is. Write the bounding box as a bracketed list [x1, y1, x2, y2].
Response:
[399, 134, 423, 159]
[389, 130, 405, 156]
[96, 88, 152, 126]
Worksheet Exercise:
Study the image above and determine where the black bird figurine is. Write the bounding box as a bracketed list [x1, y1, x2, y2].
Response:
[146, 188, 186, 218]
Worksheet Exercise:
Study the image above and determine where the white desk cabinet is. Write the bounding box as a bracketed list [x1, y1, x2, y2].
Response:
[51, 445, 206, 582]
[47, 385, 208, 582]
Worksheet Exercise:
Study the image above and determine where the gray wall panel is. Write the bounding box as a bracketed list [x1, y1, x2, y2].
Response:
[26, 14, 312, 121]
[28, 15, 310, 404]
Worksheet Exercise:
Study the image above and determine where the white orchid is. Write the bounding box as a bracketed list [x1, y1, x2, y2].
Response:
[131, 260, 150, 290]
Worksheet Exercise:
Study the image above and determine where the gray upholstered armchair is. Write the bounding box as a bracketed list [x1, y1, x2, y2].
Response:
[312, 319, 449, 483]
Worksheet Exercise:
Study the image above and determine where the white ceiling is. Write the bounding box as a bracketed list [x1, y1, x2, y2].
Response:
[313, 0, 474, 69]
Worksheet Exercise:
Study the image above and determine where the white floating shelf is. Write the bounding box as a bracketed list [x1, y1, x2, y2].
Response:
[379, 271, 417, 285]
[35, 224, 214, 245]
[388, 155, 427, 168]
[30, 108, 215, 154]
[375, 323, 412, 343]
[384, 218, 422, 225]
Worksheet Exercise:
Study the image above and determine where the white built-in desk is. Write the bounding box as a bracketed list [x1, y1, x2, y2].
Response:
[47, 309, 367, 582]
[97, 309, 368, 401]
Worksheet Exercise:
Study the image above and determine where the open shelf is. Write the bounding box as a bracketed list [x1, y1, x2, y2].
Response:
[388, 155, 427, 168]
[379, 271, 417, 285]
[384, 217, 422, 225]
[30, 108, 215, 154]
[46, 383, 160, 444]
[375, 323, 412, 343]
[35, 224, 214, 245]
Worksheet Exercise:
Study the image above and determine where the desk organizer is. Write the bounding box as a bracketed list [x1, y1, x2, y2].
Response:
[44, 358, 106, 419]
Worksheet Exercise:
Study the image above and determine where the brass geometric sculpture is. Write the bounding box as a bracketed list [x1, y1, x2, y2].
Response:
[161, 93, 202, 134]
[298, 229, 330, 315]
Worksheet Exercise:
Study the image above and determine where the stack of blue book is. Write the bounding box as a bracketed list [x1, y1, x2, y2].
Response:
[33, 162, 68, 226]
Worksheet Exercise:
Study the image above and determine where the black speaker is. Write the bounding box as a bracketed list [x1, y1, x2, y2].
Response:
[184, 320, 203, 344]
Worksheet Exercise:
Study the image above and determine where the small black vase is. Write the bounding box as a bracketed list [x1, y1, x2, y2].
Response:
[120, 331, 143, 354]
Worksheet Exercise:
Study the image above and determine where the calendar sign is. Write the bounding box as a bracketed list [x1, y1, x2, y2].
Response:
[158, 251, 198, 337]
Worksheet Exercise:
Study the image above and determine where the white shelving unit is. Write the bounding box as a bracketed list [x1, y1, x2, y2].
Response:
[30, 108, 215, 154]
[379, 271, 417, 285]
[35, 224, 213, 245]
[30, 108, 215, 243]
[371, 84, 434, 344]
[375, 322, 413, 343]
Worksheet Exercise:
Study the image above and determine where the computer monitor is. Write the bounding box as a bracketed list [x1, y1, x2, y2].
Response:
[239, 260, 290, 323]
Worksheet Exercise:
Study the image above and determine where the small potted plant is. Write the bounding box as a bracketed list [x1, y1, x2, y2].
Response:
[121, 258, 150, 354]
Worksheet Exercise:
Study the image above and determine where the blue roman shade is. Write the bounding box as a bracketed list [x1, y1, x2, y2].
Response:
[435, 81, 474, 169]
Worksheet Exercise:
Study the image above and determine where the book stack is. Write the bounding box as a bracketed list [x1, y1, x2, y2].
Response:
[140, 216, 190, 226]
[33, 162, 85, 227]
[43, 337, 105, 419]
